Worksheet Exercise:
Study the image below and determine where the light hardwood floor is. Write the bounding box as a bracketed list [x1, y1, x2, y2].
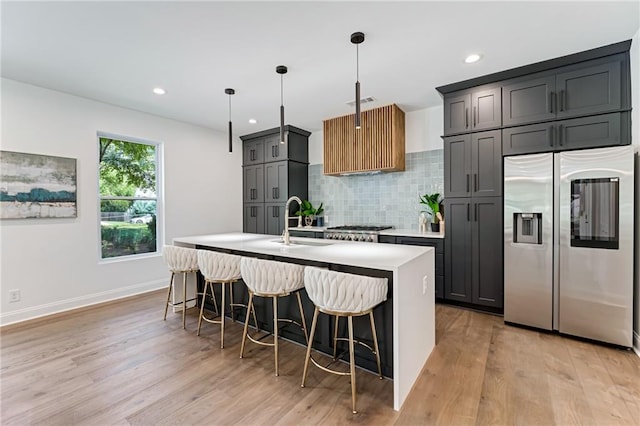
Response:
[1, 290, 638, 425]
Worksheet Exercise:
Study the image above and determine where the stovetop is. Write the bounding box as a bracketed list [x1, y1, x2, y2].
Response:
[326, 225, 393, 232]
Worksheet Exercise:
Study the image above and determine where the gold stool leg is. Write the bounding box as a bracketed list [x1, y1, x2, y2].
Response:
[182, 272, 187, 330]
[301, 307, 319, 388]
[296, 292, 309, 343]
[370, 311, 382, 379]
[333, 315, 340, 360]
[229, 281, 235, 322]
[240, 292, 254, 359]
[196, 282, 210, 336]
[251, 296, 259, 331]
[273, 295, 279, 376]
[163, 272, 174, 320]
[348, 315, 357, 414]
[220, 282, 226, 349]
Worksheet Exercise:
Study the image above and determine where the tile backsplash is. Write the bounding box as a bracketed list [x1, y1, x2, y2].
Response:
[308, 150, 444, 230]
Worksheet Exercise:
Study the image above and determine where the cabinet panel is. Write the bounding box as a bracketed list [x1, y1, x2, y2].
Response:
[502, 75, 556, 126]
[264, 161, 288, 203]
[557, 113, 621, 151]
[243, 165, 264, 203]
[444, 93, 470, 135]
[264, 135, 287, 163]
[472, 87, 501, 131]
[265, 203, 286, 236]
[471, 199, 503, 308]
[243, 204, 264, 234]
[556, 61, 621, 119]
[243, 139, 264, 165]
[444, 134, 471, 198]
[444, 199, 472, 302]
[502, 123, 554, 156]
[472, 130, 502, 197]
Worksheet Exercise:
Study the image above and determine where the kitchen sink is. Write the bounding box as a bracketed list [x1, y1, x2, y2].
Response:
[270, 239, 332, 247]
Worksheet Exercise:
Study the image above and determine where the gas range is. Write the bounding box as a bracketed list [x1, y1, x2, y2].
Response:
[324, 225, 393, 243]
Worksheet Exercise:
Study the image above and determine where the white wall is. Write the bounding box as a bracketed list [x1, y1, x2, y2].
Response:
[307, 104, 444, 165]
[631, 29, 640, 355]
[0, 79, 242, 325]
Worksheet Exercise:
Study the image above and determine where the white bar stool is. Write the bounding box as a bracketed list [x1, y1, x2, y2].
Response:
[196, 250, 258, 348]
[239, 257, 309, 376]
[301, 266, 388, 414]
[162, 245, 199, 329]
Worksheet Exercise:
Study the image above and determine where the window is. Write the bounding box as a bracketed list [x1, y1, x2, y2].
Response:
[99, 135, 160, 259]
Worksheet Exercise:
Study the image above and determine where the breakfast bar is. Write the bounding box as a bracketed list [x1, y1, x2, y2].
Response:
[173, 232, 435, 410]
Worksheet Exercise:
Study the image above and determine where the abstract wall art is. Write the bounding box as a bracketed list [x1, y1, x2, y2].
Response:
[0, 151, 77, 219]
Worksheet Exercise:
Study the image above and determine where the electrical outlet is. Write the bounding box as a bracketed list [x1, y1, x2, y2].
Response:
[8, 289, 20, 303]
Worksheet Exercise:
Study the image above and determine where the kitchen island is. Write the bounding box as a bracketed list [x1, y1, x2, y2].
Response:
[173, 232, 435, 411]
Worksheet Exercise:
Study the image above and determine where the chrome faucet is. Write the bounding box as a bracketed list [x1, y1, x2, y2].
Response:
[283, 196, 303, 245]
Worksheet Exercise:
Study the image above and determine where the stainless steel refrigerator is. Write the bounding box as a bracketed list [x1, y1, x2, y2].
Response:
[504, 145, 634, 347]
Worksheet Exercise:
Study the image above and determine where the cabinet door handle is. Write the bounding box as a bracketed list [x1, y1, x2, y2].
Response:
[549, 92, 554, 113]
[549, 126, 554, 146]
[559, 90, 565, 111]
[465, 108, 469, 128]
[475, 203, 478, 222]
[466, 174, 470, 192]
[473, 106, 477, 127]
[275, 145, 279, 157]
[558, 125, 564, 146]
[275, 187, 279, 199]
[467, 203, 470, 221]
[474, 173, 478, 192]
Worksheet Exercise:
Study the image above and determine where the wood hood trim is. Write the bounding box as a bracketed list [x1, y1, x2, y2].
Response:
[323, 104, 405, 176]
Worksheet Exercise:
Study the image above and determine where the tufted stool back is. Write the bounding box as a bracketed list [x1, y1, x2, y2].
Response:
[304, 267, 388, 314]
[197, 250, 241, 282]
[163, 245, 198, 273]
[240, 257, 305, 295]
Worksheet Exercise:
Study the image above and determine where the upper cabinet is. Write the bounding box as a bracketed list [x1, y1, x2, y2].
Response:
[323, 104, 405, 175]
[443, 85, 501, 135]
[241, 125, 310, 166]
[502, 55, 625, 127]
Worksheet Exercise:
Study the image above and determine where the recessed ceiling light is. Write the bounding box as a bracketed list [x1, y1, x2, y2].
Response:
[248, 119, 257, 124]
[153, 87, 166, 95]
[464, 54, 481, 64]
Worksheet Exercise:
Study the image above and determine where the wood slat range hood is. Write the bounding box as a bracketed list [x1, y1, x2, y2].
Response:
[323, 104, 405, 175]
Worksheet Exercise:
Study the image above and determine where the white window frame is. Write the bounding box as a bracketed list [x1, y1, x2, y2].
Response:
[97, 131, 164, 262]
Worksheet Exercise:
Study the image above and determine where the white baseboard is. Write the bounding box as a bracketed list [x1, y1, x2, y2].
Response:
[0, 279, 166, 327]
[634, 330, 640, 358]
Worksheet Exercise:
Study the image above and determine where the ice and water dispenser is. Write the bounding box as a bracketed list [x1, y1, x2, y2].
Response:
[513, 213, 542, 244]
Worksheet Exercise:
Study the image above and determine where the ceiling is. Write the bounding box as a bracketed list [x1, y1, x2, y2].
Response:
[2, 1, 638, 136]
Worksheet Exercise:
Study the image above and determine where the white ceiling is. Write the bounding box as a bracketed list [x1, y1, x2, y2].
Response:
[2, 1, 639, 136]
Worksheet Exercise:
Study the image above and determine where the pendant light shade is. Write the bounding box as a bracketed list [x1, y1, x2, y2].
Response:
[351, 31, 365, 129]
[225, 88, 235, 153]
[276, 65, 288, 144]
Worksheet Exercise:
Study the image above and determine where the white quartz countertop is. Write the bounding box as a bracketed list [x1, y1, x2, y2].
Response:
[379, 229, 445, 239]
[173, 232, 431, 271]
[287, 226, 326, 232]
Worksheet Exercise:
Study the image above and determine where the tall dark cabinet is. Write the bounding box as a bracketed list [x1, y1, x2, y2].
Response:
[241, 126, 310, 235]
[438, 39, 632, 314]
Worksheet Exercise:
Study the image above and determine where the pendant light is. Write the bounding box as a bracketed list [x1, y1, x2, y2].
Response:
[351, 31, 365, 129]
[276, 65, 287, 144]
[225, 88, 235, 153]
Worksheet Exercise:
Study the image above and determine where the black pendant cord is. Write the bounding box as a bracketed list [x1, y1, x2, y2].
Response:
[280, 73, 285, 144]
[355, 42, 361, 129]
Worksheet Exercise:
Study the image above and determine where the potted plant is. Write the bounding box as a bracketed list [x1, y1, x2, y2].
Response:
[295, 200, 324, 227]
[419, 193, 443, 232]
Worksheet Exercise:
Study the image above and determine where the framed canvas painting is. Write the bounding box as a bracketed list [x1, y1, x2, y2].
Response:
[0, 151, 77, 219]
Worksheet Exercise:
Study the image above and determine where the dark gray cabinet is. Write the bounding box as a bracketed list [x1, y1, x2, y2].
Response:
[241, 126, 310, 236]
[444, 130, 502, 198]
[502, 112, 626, 155]
[243, 165, 264, 203]
[244, 204, 264, 234]
[289, 230, 324, 239]
[444, 86, 501, 135]
[243, 139, 264, 165]
[264, 161, 288, 203]
[503, 55, 625, 127]
[443, 198, 502, 308]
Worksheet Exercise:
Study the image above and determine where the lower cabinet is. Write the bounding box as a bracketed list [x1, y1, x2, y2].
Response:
[288, 230, 324, 239]
[444, 197, 503, 310]
[379, 235, 445, 300]
[265, 203, 286, 236]
[243, 204, 264, 234]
